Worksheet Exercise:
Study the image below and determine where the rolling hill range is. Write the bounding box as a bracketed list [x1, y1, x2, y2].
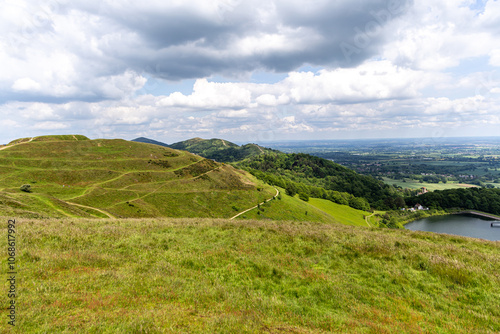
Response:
[0, 135, 278, 219]
[165, 137, 274, 162]
[1, 136, 499, 333]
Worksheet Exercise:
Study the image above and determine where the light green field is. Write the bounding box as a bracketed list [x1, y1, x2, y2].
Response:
[307, 198, 371, 227]
[3, 217, 499, 333]
[383, 178, 479, 191]
[237, 188, 344, 225]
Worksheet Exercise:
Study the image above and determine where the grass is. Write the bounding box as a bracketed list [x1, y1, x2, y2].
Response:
[236, 188, 342, 225]
[2, 217, 499, 333]
[307, 198, 371, 227]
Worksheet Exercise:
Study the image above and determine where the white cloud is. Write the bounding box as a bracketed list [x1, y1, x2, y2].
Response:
[32, 121, 69, 130]
[383, 0, 500, 71]
[282, 61, 428, 103]
[158, 79, 251, 109]
[12, 78, 41, 92]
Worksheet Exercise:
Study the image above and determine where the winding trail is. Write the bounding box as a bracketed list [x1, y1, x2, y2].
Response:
[365, 213, 375, 227]
[0, 137, 34, 151]
[254, 144, 264, 153]
[230, 187, 279, 220]
[65, 201, 116, 218]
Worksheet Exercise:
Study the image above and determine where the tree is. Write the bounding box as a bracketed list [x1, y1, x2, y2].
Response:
[394, 196, 406, 208]
[285, 183, 297, 197]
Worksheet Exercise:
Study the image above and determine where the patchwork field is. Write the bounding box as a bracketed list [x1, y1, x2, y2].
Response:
[382, 177, 479, 191]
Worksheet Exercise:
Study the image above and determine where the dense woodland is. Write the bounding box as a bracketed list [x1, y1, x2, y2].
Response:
[237, 152, 402, 211]
[407, 187, 500, 215]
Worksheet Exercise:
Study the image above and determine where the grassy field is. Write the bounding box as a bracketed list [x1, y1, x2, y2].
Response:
[2, 217, 499, 333]
[235, 188, 355, 225]
[383, 178, 479, 191]
[307, 198, 371, 227]
[0, 137, 276, 219]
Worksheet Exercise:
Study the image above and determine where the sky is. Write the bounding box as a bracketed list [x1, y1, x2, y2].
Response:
[1, 0, 500, 144]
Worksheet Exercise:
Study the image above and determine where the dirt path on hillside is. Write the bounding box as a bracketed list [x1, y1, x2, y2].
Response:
[255, 144, 264, 153]
[230, 187, 279, 220]
[66, 201, 116, 218]
[0, 137, 34, 151]
[365, 213, 375, 227]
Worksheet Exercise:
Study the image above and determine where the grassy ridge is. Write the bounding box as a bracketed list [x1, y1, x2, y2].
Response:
[0, 137, 275, 219]
[3, 217, 499, 333]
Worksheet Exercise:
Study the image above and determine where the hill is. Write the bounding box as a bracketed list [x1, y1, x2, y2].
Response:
[131, 137, 170, 147]
[168, 137, 273, 162]
[7, 134, 89, 145]
[0, 135, 276, 219]
[5, 216, 499, 333]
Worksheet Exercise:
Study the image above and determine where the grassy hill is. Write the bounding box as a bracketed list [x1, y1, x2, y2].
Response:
[0, 136, 276, 219]
[236, 188, 371, 227]
[3, 217, 499, 333]
[168, 137, 272, 162]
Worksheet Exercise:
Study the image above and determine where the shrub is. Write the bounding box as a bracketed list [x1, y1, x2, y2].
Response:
[20, 184, 32, 193]
[298, 192, 309, 202]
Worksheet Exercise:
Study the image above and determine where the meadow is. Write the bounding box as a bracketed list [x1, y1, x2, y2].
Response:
[1, 217, 499, 333]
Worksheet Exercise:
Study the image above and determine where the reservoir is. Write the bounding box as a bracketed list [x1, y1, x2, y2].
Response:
[405, 214, 500, 241]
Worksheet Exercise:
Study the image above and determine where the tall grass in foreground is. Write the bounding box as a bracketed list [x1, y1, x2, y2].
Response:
[2, 217, 499, 333]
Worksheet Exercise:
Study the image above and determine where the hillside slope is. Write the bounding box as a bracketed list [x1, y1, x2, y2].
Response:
[5, 217, 499, 333]
[0, 136, 275, 219]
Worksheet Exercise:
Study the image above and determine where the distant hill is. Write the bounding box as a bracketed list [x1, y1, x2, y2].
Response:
[0, 135, 277, 219]
[7, 134, 89, 145]
[131, 137, 170, 147]
[168, 137, 274, 162]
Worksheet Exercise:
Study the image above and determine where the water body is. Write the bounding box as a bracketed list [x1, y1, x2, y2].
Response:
[405, 214, 500, 241]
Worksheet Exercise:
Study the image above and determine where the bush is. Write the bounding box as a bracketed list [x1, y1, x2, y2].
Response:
[298, 192, 309, 202]
[20, 184, 32, 193]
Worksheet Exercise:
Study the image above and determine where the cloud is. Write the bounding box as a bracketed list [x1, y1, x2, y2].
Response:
[383, 0, 500, 71]
[0, 0, 410, 103]
[158, 79, 251, 109]
[12, 78, 41, 92]
[1, 0, 500, 143]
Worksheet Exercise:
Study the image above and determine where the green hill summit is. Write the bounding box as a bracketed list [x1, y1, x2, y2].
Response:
[0, 137, 275, 219]
[168, 137, 271, 162]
